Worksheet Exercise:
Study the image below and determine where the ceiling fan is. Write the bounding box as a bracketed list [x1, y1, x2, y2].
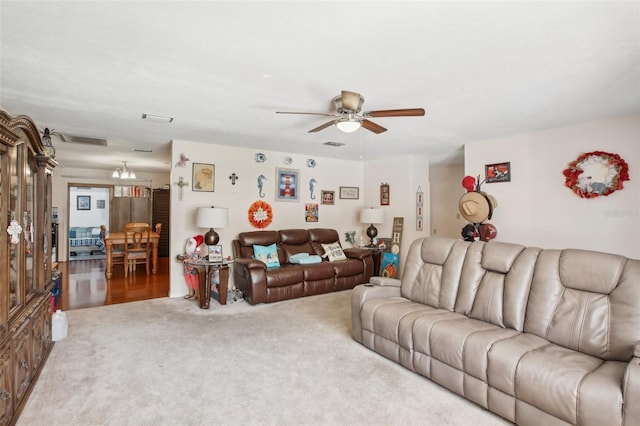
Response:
[276, 90, 425, 134]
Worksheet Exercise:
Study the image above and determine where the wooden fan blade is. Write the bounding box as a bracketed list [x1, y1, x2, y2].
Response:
[361, 119, 387, 134]
[341, 90, 362, 111]
[276, 111, 337, 117]
[366, 108, 425, 118]
[309, 120, 338, 133]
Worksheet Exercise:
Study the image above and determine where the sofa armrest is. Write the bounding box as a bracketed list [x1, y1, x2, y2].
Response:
[623, 353, 640, 426]
[234, 257, 267, 270]
[369, 276, 401, 287]
[351, 283, 402, 343]
[343, 247, 372, 260]
[232, 258, 268, 305]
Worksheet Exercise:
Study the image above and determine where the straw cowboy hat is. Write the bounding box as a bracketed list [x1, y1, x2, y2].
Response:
[458, 192, 498, 224]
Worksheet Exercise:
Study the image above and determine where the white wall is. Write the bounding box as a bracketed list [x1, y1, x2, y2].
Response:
[363, 155, 430, 277]
[429, 162, 466, 239]
[68, 187, 110, 227]
[464, 113, 639, 258]
[168, 141, 428, 297]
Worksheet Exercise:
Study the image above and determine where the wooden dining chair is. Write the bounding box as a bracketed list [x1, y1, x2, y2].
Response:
[101, 225, 125, 266]
[123, 223, 152, 277]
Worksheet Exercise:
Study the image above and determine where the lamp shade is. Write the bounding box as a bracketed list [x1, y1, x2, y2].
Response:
[336, 120, 361, 133]
[196, 207, 229, 229]
[360, 208, 383, 224]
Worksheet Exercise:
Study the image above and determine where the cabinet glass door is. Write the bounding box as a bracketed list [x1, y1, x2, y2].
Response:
[8, 145, 21, 313]
[25, 149, 36, 297]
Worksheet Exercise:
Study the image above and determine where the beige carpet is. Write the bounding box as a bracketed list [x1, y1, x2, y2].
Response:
[18, 291, 511, 426]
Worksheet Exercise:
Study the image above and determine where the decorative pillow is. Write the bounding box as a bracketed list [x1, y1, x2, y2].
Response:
[253, 243, 280, 269]
[321, 242, 347, 262]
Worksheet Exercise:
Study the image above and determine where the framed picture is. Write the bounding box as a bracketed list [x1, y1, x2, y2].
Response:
[380, 183, 390, 205]
[77, 196, 91, 210]
[192, 163, 215, 192]
[208, 245, 223, 263]
[276, 168, 299, 201]
[305, 203, 319, 222]
[339, 186, 359, 200]
[485, 162, 511, 183]
[97, 200, 105, 209]
[321, 190, 335, 205]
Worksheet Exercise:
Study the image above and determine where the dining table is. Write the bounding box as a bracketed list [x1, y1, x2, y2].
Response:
[104, 230, 160, 278]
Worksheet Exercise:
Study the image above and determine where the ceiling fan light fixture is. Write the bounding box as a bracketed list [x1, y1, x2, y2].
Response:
[336, 120, 361, 133]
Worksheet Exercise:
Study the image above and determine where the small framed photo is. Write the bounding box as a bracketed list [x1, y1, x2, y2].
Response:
[192, 163, 215, 192]
[276, 168, 299, 201]
[321, 190, 335, 205]
[339, 186, 359, 200]
[97, 200, 105, 209]
[380, 183, 390, 205]
[77, 195, 91, 210]
[208, 245, 223, 263]
[485, 162, 511, 183]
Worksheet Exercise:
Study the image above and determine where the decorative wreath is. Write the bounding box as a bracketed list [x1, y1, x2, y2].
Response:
[563, 151, 630, 199]
[248, 200, 273, 229]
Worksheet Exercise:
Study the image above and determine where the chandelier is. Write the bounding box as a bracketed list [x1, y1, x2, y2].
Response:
[111, 161, 136, 179]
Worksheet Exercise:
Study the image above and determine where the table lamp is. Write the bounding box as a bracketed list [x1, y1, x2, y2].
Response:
[360, 207, 384, 246]
[196, 206, 229, 245]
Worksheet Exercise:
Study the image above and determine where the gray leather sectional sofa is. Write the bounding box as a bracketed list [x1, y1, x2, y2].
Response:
[351, 236, 639, 426]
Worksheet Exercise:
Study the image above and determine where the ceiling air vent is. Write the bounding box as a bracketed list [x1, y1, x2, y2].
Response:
[323, 141, 345, 147]
[59, 134, 107, 146]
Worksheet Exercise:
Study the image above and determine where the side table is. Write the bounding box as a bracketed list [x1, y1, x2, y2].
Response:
[183, 258, 234, 309]
[363, 246, 384, 276]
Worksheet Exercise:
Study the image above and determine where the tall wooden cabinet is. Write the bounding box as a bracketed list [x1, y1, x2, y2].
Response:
[0, 111, 55, 424]
[111, 188, 151, 233]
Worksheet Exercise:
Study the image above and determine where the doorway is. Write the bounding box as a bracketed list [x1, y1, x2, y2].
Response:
[68, 185, 111, 261]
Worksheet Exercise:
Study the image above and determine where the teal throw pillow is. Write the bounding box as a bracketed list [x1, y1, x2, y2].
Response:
[253, 243, 280, 269]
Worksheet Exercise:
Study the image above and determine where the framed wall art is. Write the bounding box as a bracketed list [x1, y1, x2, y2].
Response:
[305, 203, 319, 222]
[192, 163, 215, 192]
[276, 168, 299, 201]
[339, 186, 359, 200]
[380, 183, 390, 205]
[485, 162, 511, 183]
[77, 196, 91, 211]
[321, 190, 335, 205]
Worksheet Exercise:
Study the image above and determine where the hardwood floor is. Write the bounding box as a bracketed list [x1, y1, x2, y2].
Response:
[55, 257, 170, 311]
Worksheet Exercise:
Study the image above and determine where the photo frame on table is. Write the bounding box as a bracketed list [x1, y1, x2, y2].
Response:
[321, 190, 335, 205]
[276, 168, 299, 201]
[77, 196, 91, 211]
[192, 163, 215, 192]
[380, 183, 390, 205]
[208, 245, 223, 263]
[485, 162, 511, 183]
[339, 186, 359, 200]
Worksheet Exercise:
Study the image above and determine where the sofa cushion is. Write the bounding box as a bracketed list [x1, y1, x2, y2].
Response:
[279, 229, 314, 260]
[322, 242, 347, 261]
[253, 243, 280, 269]
[309, 228, 341, 256]
[524, 249, 640, 361]
[265, 265, 304, 288]
[238, 230, 280, 259]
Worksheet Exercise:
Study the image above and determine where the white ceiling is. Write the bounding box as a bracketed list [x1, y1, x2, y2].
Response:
[1, 1, 639, 174]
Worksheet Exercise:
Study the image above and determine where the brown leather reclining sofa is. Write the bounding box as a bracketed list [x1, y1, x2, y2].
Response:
[232, 228, 373, 305]
[352, 236, 640, 426]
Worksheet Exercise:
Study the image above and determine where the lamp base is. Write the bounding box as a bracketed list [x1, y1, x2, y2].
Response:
[366, 224, 378, 246]
[204, 228, 220, 246]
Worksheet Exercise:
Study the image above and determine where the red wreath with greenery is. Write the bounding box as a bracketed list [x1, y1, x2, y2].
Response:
[563, 151, 630, 199]
[248, 200, 273, 228]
